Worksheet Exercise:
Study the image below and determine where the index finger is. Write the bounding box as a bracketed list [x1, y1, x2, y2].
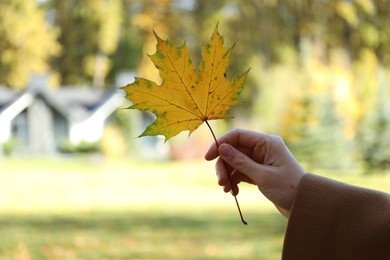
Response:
[204, 128, 269, 160]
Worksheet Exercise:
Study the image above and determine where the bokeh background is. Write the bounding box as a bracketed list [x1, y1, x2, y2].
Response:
[1, 0, 390, 259]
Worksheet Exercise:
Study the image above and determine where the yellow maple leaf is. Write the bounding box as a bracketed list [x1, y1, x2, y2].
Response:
[122, 25, 249, 141]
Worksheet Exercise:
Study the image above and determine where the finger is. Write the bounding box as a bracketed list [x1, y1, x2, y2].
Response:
[205, 141, 218, 161]
[205, 128, 262, 160]
[206, 142, 258, 162]
[216, 162, 255, 196]
[215, 157, 229, 186]
[231, 170, 255, 185]
[227, 170, 255, 196]
[215, 128, 270, 150]
[216, 158, 238, 194]
[218, 143, 268, 185]
[206, 145, 253, 161]
[205, 128, 268, 161]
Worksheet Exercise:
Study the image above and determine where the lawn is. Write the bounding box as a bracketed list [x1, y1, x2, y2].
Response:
[1, 158, 390, 259]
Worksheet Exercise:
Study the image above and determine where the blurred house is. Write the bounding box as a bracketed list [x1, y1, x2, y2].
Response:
[0, 75, 123, 155]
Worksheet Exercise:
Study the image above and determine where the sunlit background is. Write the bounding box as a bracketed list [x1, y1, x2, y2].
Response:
[2, 0, 390, 259]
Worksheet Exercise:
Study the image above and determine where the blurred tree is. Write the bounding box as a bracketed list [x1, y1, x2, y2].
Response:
[356, 68, 390, 173]
[130, 0, 192, 82]
[128, 0, 231, 80]
[0, 0, 60, 89]
[283, 93, 353, 170]
[49, 0, 122, 87]
[278, 59, 353, 170]
[108, 0, 143, 82]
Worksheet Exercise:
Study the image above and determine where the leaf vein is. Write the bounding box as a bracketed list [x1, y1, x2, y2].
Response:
[131, 88, 203, 119]
[160, 43, 204, 117]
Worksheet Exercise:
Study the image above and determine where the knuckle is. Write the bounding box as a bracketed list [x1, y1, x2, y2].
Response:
[270, 135, 286, 148]
[234, 153, 248, 170]
[229, 127, 242, 136]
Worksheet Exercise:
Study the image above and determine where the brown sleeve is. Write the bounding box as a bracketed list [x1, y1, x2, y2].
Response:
[282, 173, 390, 260]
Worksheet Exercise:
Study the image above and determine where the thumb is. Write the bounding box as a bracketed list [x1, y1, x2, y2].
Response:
[218, 143, 266, 185]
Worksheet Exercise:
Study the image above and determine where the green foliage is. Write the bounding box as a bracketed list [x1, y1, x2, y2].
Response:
[59, 140, 99, 154]
[48, 0, 122, 86]
[0, 0, 60, 89]
[286, 96, 353, 170]
[108, 27, 143, 81]
[109, 109, 134, 139]
[2, 138, 18, 156]
[356, 71, 390, 173]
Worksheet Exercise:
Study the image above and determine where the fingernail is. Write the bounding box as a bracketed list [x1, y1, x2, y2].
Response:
[219, 144, 233, 158]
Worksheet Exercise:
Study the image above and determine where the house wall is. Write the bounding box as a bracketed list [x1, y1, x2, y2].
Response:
[27, 96, 56, 154]
[53, 110, 69, 146]
[11, 111, 28, 154]
[0, 121, 11, 143]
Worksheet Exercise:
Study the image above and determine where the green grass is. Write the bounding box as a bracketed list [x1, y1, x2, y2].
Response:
[1, 158, 390, 259]
[0, 210, 286, 259]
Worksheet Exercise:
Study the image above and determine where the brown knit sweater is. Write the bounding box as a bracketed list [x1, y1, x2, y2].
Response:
[282, 173, 390, 260]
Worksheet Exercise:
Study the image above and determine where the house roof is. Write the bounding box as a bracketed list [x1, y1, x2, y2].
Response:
[0, 86, 19, 111]
[41, 87, 125, 122]
[50, 87, 117, 118]
[0, 85, 124, 123]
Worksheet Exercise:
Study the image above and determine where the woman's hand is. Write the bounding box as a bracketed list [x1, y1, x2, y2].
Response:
[205, 128, 306, 217]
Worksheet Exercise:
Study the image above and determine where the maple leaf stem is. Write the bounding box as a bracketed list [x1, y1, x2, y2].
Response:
[205, 120, 248, 225]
